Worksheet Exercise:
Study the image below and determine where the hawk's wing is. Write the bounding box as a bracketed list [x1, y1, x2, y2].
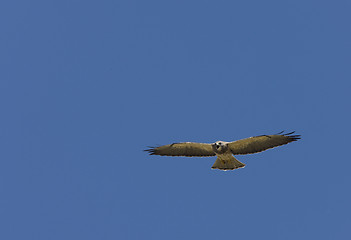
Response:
[145, 142, 215, 157]
[228, 131, 300, 155]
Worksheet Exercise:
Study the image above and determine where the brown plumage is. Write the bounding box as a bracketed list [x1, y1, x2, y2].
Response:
[145, 131, 300, 171]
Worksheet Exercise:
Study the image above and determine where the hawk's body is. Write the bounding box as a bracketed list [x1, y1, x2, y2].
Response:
[145, 131, 300, 171]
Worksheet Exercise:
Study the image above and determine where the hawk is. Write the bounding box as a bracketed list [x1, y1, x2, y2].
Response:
[145, 131, 300, 171]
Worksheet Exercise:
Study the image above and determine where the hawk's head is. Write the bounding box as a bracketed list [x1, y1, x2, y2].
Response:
[212, 141, 228, 153]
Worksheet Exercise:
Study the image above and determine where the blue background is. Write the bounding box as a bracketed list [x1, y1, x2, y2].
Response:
[1, 0, 350, 239]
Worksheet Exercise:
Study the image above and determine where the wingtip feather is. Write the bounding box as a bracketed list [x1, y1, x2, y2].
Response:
[277, 130, 301, 141]
[144, 146, 157, 155]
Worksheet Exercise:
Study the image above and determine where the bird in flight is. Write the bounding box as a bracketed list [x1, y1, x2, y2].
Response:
[145, 131, 300, 171]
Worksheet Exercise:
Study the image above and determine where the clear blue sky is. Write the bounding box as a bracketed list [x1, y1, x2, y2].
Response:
[1, 0, 350, 239]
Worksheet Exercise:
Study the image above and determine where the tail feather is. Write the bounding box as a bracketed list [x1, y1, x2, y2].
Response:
[211, 154, 245, 171]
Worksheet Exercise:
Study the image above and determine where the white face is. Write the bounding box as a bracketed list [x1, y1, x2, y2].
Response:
[213, 141, 225, 150]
